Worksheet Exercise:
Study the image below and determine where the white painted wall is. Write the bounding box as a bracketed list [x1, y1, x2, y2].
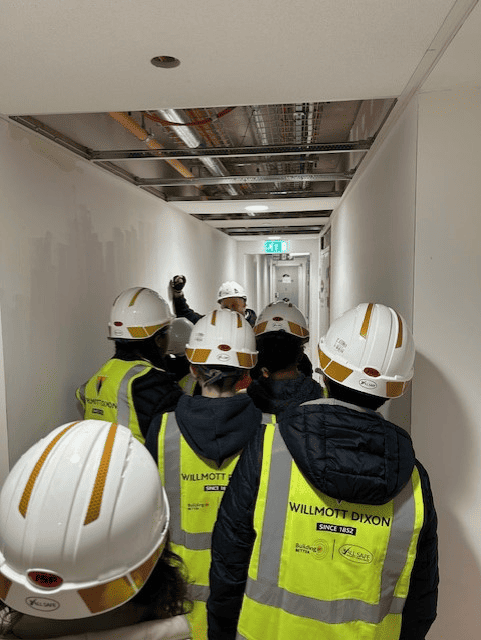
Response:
[329, 101, 418, 430]
[329, 88, 481, 637]
[330, 101, 417, 325]
[412, 87, 481, 639]
[0, 118, 236, 472]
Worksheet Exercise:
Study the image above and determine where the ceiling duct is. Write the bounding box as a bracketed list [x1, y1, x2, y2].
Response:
[156, 109, 238, 197]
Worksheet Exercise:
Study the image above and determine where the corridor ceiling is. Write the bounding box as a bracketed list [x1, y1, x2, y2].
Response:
[0, 0, 478, 237]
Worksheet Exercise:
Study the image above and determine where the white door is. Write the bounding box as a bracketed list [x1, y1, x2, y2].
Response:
[270, 255, 310, 322]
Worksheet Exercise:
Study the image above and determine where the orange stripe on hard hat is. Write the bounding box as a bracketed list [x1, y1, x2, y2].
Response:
[78, 541, 165, 614]
[84, 423, 118, 525]
[19, 422, 80, 518]
[360, 303, 374, 338]
[386, 381, 407, 398]
[128, 288, 146, 306]
[318, 348, 331, 370]
[395, 312, 404, 348]
[128, 326, 148, 338]
[186, 348, 212, 363]
[237, 352, 256, 368]
[325, 360, 353, 383]
[254, 321, 268, 335]
[0, 572, 12, 600]
[78, 575, 135, 614]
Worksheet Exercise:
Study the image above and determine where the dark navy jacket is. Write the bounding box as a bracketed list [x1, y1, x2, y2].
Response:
[247, 371, 324, 416]
[145, 393, 262, 466]
[207, 398, 438, 640]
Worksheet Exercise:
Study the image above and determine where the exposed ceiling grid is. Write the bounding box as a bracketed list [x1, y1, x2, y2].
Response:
[0, 0, 477, 238]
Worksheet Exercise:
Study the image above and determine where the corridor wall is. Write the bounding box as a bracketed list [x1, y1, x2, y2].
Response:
[329, 89, 481, 638]
[412, 87, 481, 639]
[0, 118, 236, 481]
[329, 100, 418, 430]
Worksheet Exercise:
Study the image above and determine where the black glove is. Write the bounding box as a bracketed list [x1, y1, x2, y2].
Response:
[170, 275, 186, 292]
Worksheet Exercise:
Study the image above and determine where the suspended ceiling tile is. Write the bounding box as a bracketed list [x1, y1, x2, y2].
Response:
[0, 0, 456, 115]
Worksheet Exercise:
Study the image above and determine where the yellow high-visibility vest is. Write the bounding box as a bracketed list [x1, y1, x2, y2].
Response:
[76, 358, 156, 443]
[178, 372, 198, 396]
[157, 412, 275, 640]
[237, 422, 425, 640]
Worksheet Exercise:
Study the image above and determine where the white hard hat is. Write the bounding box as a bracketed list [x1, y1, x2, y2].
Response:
[254, 301, 309, 339]
[217, 281, 247, 302]
[186, 309, 257, 369]
[0, 420, 169, 619]
[108, 286, 174, 340]
[318, 303, 415, 398]
[167, 317, 194, 355]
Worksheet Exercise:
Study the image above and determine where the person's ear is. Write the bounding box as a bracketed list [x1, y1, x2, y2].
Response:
[261, 367, 270, 379]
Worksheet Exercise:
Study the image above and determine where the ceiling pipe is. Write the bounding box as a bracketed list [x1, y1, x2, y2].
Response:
[108, 112, 195, 179]
[156, 109, 238, 197]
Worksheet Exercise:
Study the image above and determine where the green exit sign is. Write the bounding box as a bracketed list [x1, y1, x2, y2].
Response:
[264, 240, 289, 253]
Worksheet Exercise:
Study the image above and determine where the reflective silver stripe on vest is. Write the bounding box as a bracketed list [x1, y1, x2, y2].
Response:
[262, 412, 276, 425]
[163, 413, 213, 550]
[188, 583, 210, 602]
[116, 364, 149, 429]
[244, 427, 415, 624]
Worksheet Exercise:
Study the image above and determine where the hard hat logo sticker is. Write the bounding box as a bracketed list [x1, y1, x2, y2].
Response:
[26, 597, 60, 612]
[359, 379, 378, 390]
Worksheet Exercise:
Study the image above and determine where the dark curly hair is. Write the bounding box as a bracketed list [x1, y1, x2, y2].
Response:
[132, 536, 193, 618]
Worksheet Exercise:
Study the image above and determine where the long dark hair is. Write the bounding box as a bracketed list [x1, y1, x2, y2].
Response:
[132, 536, 193, 619]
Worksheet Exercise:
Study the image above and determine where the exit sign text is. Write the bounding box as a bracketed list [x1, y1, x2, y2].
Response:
[264, 240, 289, 253]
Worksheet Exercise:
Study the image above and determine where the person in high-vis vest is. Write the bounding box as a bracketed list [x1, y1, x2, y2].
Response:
[0, 420, 193, 640]
[208, 303, 438, 640]
[145, 309, 262, 640]
[247, 301, 324, 415]
[76, 287, 183, 444]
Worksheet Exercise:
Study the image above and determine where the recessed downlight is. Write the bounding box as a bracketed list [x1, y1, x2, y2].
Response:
[245, 205, 269, 213]
[151, 56, 180, 69]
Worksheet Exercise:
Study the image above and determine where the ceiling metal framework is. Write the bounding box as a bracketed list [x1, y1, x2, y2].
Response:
[9, 98, 395, 236]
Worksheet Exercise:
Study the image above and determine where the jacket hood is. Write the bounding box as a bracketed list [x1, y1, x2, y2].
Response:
[247, 373, 324, 415]
[279, 398, 416, 505]
[175, 393, 262, 466]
